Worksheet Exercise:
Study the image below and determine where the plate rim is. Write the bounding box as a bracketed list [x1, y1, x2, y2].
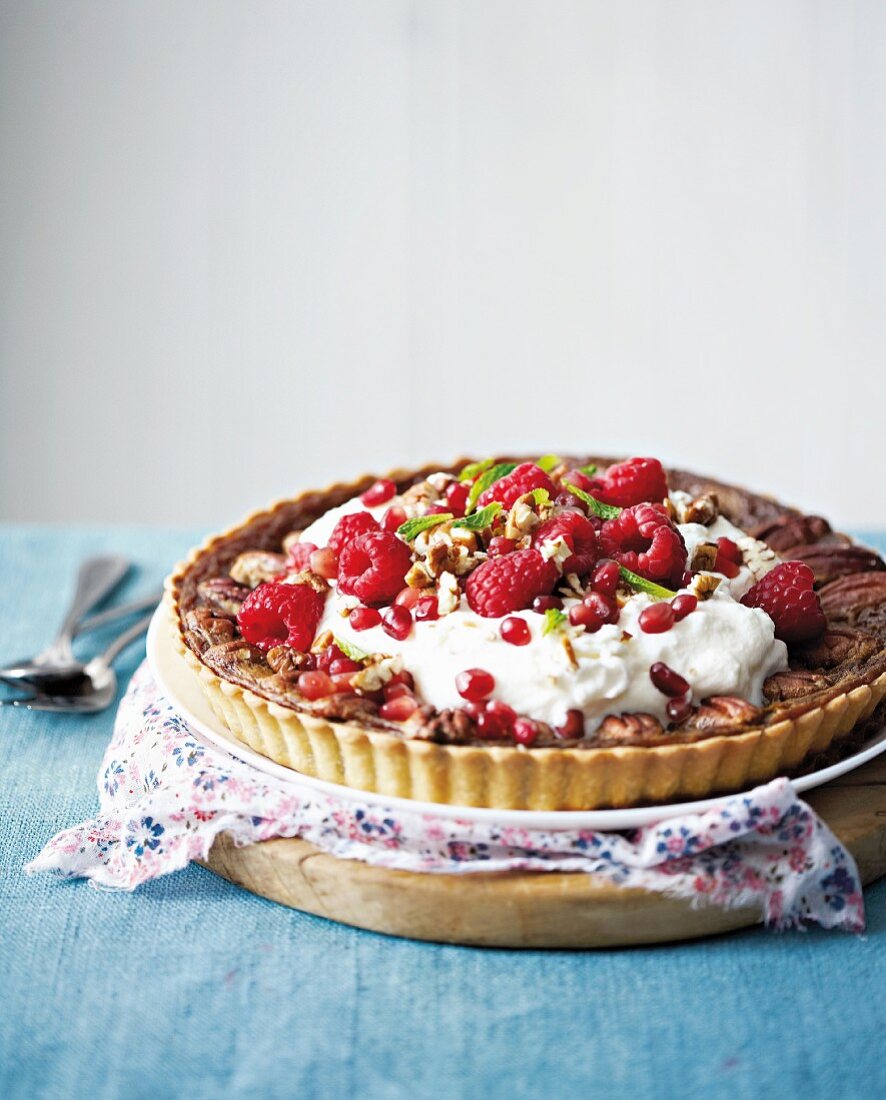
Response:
[146, 606, 886, 831]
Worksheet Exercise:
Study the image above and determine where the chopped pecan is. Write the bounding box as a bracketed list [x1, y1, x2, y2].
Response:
[692, 573, 723, 600]
[266, 646, 316, 675]
[737, 537, 777, 583]
[787, 545, 885, 587]
[197, 576, 250, 615]
[436, 570, 460, 615]
[416, 706, 478, 744]
[596, 712, 665, 744]
[682, 696, 759, 732]
[280, 570, 329, 595]
[401, 479, 443, 512]
[763, 669, 831, 702]
[229, 551, 287, 588]
[683, 492, 720, 526]
[351, 656, 403, 693]
[504, 492, 543, 541]
[405, 561, 434, 589]
[691, 543, 718, 572]
[750, 514, 832, 552]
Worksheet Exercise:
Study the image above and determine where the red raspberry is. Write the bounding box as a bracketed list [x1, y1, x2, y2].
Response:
[600, 504, 687, 587]
[338, 530, 413, 605]
[741, 562, 826, 643]
[465, 548, 558, 618]
[591, 457, 668, 507]
[237, 581, 326, 652]
[476, 462, 555, 511]
[328, 510, 380, 555]
[532, 509, 598, 575]
[287, 541, 318, 571]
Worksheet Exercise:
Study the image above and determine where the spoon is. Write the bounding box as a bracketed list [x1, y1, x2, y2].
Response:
[0, 555, 130, 683]
[0, 612, 155, 713]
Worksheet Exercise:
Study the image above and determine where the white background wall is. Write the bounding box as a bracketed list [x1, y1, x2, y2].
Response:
[1, 1, 884, 530]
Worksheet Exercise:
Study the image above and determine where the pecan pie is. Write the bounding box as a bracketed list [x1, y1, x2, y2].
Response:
[167, 456, 886, 810]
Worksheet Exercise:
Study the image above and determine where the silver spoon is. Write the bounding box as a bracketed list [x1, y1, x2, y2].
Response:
[0, 555, 130, 683]
[0, 612, 155, 713]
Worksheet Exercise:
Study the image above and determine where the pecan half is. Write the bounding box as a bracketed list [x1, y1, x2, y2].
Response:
[819, 572, 886, 636]
[266, 646, 316, 675]
[790, 627, 881, 671]
[787, 545, 884, 587]
[763, 669, 831, 702]
[416, 706, 479, 744]
[682, 695, 759, 732]
[596, 712, 665, 744]
[197, 576, 250, 615]
[749, 514, 832, 552]
[184, 606, 237, 648]
[229, 551, 287, 588]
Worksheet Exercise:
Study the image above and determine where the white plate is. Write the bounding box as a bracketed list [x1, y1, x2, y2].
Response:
[147, 606, 886, 831]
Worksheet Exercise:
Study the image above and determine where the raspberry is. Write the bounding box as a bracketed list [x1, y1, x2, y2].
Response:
[237, 581, 326, 652]
[600, 504, 687, 586]
[338, 531, 413, 605]
[465, 548, 558, 618]
[328, 510, 380, 555]
[741, 562, 826, 643]
[476, 462, 554, 511]
[532, 509, 598, 575]
[591, 457, 669, 507]
[287, 541, 318, 571]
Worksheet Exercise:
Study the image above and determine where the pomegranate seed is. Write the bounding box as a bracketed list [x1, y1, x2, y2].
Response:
[388, 669, 414, 689]
[379, 695, 418, 721]
[500, 616, 531, 645]
[299, 654, 318, 671]
[584, 591, 619, 624]
[681, 570, 694, 587]
[329, 657, 361, 676]
[638, 602, 675, 634]
[427, 504, 451, 515]
[532, 595, 563, 613]
[558, 490, 587, 512]
[349, 606, 381, 631]
[714, 553, 741, 579]
[318, 644, 347, 671]
[297, 670, 335, 700]
[591, 559, 620, 598]
[382, 505, 407, 532]
[445, 481, 470, 517]
[308, 546, 339, 579]
[384, 682, 413, 701]
[671, 594, 698, 621]
[478, 699, 517, 738]
[488, 537, 517, 558]
[455, 668, 495, 702]
[331, 671, 357, 692]
[414, 595, 439, 621]
[512, 717, 539, 746]
[568, 602, 603, 632]
[556, 709, 585, 740]
[394, 586, 423, 609]
[649, 661, 690, 697]
[666, 695, 693, 723]
[461, 701, 484, 722]
[381, 604, 413, 641]
[717, 537, 743, 565]
[361, 479, 397, 507]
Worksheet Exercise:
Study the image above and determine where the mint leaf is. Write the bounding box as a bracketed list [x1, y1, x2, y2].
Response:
[564, 483, 622, 519]
[458, 458, 494, 483]
[618, 566, 676, 600]
[536, 454, 561, 473]
[452, 502, 502, 531]
[397, 513, 453, 541]
[467, 462, 517, 511]
[530, 487, 551, 507]
[542, 608, 568, 635]
[578, 463, 597, 476]
[334, 636, 369, 662]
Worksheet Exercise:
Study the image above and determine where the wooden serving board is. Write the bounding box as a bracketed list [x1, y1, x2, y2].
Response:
[200, 753, 886, 948]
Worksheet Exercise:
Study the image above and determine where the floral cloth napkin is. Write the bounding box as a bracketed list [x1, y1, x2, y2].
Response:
[27, 662, 865, 931]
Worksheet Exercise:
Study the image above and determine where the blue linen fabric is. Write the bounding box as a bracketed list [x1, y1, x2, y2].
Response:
[2, 525, 885, 1100]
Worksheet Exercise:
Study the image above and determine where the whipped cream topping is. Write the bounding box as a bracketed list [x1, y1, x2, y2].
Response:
[299, 485, 788, 733]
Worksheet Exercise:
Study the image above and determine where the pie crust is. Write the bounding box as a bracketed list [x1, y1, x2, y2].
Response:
[167, 459, 886, 810]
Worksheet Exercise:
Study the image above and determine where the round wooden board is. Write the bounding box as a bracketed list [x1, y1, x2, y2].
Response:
[200, 753, 886, 948]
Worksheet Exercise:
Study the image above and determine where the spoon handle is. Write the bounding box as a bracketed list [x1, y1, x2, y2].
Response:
[76, 592, 162, 637]
[50, 556, 131, 661]
[99, 612, 154, 666]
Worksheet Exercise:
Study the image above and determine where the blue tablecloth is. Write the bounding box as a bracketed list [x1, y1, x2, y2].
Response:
[2, 525, 885, 1100]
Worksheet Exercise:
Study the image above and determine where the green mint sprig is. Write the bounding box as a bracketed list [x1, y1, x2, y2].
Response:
[466, 462, 517, 511]
[618, 566, 676, 600]
[542, 608, 568, 635]
[578, 463, 597, 476]
[458, 458, 494, 482]
[452, 502, 502, 531]
[334, 636, 369, 662]
[396, 513, 453, 542]
[564, 483, 622, 520]
[536, 454, 561, 472]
